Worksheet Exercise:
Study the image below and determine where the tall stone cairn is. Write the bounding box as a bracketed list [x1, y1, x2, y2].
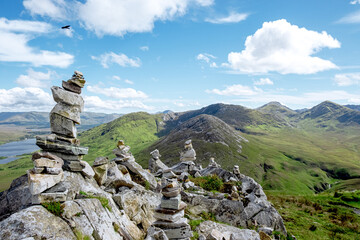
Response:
[36, 71, 88, 172]
[179, 139, 196, 162]
[152, 178, 193, 239]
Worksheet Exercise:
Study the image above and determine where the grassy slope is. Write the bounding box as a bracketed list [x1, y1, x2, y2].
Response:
[79, 112, 163, 164]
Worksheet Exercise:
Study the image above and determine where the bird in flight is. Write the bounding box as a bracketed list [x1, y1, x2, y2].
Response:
[61, 25, 70, 29]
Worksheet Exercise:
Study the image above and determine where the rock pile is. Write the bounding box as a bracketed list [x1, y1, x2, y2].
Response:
[180, 139, 196, 162]
[149, 149, 168, 174]
[36, 71, 88, 172]
[113, 140, 134, 162]
[208, 157, 221, 168]
[153, 178, 192, 239]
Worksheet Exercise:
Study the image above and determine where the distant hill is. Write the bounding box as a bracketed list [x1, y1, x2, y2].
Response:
[345, 104, 360, 112]
[257, 101, 298, 126]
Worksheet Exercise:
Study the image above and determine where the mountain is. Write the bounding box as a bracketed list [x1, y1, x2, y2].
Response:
[345, 104, 360, 112]
[137, 114, 248, 169]
[257, 101, 298, 126]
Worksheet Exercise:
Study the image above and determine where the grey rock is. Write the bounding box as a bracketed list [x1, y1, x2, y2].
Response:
[162, 170, 177, 179]
[93, 164, 108, 186]
[51, 102, 82, 124]
[104, 162, 136, 189]
[27, 170, 64, 195]
[145, 226, 169, 240]
[45, 167, 63, 175]
[194, 171, 201, 178]
[197, 220, 260, 240]
[62, 80, 81, 94]
[0, 175, 32, 221]
[154, 209, 184, 222]
[162, 224, 193, 239]
[149, 158, 169, 174]
[32, 151, 66, 161]
[31, 189, 68, 204]
[160, 195, 182, 210]
[153, 217, 189, 228]
[49, 151, 83, 161]
[51, 86, 84, 110]
[33, 157, 63, 169]
[170, 161, 195, 175]
[162, 187, 181, 198]
[258, 226, 273, 236]
[183, 181, 195, 190]
[50, 113, 77, 138]
[93, 156, 109, 166]
[121, 160, 157, 190]
[0, 205, 76, 240]
[63, 160, 85, 172]
[36, 138, 88, 155]
[81, 160, 95, 178]
[68, 71, 86, 88]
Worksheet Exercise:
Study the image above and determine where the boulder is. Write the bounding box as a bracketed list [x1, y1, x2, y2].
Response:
[120, 160, 157, 190]
[51, 86, 84, 110]
[104, 162, 136, 189]
[27, 170, 64, 195]
[93, 156, 109, 166]
[0, 205, 76, 240]
[93, 164, 108, 186]
[81, 160, 95, 178]
[50, 113, 77, 138]
[63, 160, 86, 172]
[51, 102, 82, 124]
[197, 221, 260, 240]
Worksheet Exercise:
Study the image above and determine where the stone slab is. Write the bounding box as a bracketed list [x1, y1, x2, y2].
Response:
[63, 160, 85, 172]
[36, 138, 88, 155]
[27, 170, 64, 195]
[62, 80, 81, 94]
[51, 86, 84, 110]
[32, 189, 68, 204]
[160, 195, 182, 210]
[50, 112, 77, 137]
[154, 209, 184, 222]
[157, 201, 187, 213]
[51, 102, 81, 124]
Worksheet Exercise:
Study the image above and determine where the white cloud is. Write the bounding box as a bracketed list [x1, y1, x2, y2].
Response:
[0, 18, 74, 67]
[140, 46, 149, 51]
[84, 95, 152, 113]
[254, 78, 274, 86]
[78, 0, 214, 37]
[225, 19, 340, 74]
[197, 53, 218, 67]
[23, 0, 72, 21]
[112, 75, 121, 80]
[338, 10, 360, 23]
[334, 73, 360, 86]
[87, 85, 147, 99]
[92, 52, 141, 68]
[16, 68, 55, 88]
[350, 0, 360, 4]
[124, 79, 134, 84]
[206, 84, 260, 96]
[0, 87, 53, 111]
[205, 12, 249, 24]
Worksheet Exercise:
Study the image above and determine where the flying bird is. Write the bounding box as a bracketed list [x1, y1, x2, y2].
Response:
[61, 25, 70, 29]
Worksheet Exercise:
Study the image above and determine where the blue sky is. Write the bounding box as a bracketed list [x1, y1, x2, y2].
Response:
[0, 0, 360, 113]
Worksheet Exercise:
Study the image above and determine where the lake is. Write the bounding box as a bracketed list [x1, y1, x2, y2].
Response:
[0, 139, 39, 164]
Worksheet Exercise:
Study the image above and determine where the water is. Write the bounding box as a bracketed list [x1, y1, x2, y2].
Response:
[0, 139, 39, 164]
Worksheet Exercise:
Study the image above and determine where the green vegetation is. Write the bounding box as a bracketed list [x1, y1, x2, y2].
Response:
[267, 191, 360, 240]
[41, 201, 64, 217]
[79, 191, 112, 212]
[79, 112, 163, 164]
[190, 175, 224, 192]
[73, 229, 91, 240]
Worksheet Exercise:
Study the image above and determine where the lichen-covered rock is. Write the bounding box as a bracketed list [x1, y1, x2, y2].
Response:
[197, 220, 260, 240]
[0, 205, 76, 240]
[120, 160, 157, 190]
[27, 170, 64, 195]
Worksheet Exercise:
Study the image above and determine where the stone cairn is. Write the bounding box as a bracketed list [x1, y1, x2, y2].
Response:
[28, 71, 89, 204]
[179, 139, 196, 162]
[149, 149, 168, 174]
[152, 178, 193, 239]
[208, 157, 221, 168]
[112, 140, 135, 163]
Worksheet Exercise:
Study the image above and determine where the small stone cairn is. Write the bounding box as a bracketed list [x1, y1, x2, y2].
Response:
[112, 140, 135, 163]
[149, 149, 168, 174]
[208, 157, 221, 168]
[153, 178, 192, 239]
[28, 71, 89, 204]
[179, 139, 196, 162]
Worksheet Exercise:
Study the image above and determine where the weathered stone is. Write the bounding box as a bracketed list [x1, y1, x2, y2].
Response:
[62, 80, 81, 94]
[259, 231, 272, 240]
[51, 102, 81, 124]
[93, 164, 108, 186]
[153, 217, 189, 229]
[68, 71, 86, 88]
[207, 229, 225, 240]
[162, 170, 177, 179]
[170, 161, 195, 175]
[0, 205, 76, 240]
[154, 209, 184, 222]
[104, 162, 136, 189]
[159, 199, 186, 212]
[162, 224, 193, 239]
[63, 160, 85, 172]
[93, 156, 109, 166]
[32, 151, 63, 161]
[145, 226, 169, 240]
[197, 221, 260, 240]
[33, 167, 45, 174]
[162, 187, 181, 198]
[49, 151, 83, 161]
[194, 171, 202, 178]
[258, 227, 273, 236]
[50, 113, 77, 137]
[32, 189, 68, 204]
[33, 157, 63, 168]
[36, 138, 88, 155]
[39, 133, 80, 146]
[121, 160, 157, 190]
[183, 181, 195, 190]
[208, 157, 221, 168]
[27, 170, 64, 195]
[51, 86, 84, 109]
[45, 167, 63, 175]
[81, 160, 95, 178]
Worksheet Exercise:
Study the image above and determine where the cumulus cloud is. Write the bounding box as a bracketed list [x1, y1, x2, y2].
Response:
[84, 95, 152, 112]
[92, 52, 141, 68]
[23, 0, 73, 21]
[334, 73, 360, 86]
[205, 12, 249, 24]
[254, 78, 273, 86]
[0, 87, 53, 111]
[87, 85, 147, 99]
[206, 84, 260, 96]
[350, 0, 360, 4]
[0, 18, 74, 67]
[16, 68, 55, 88]
[197, 53, 217, 68]
[77, 0, 214, 36]
[338, 10, 360, 23]
[225, 19, 340, 74]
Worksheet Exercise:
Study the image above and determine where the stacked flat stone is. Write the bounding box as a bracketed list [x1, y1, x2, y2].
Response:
[179, 140, 196, 162]
[153, 179, 192, 239]
[208, 157, 221, 168]
[93, 156, 109, 186]
[112, 140, 135, 163]
[27, 151, 66, 204]
[36, 71, 88, 172]
[149, 149, 168, 174]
